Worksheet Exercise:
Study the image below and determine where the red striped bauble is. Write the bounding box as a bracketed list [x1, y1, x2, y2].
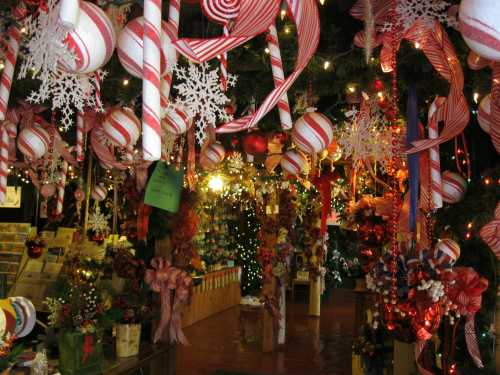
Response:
[280, 150, 306, 175]
[459, 0, 500, 61]
[91, 183, 108, 201]
[17, 126, 50, 160]
[292, 112, 334, 154]
[441, 170, 467, 204]
[117, 17, 177, 79]
[61, 1, 116, 74]
[434, 238, 461, 265]
[162, 106, 192, 135]
[200, 143, 225, 169]
[201, 0, 241, 24]
[102, 107, 141, 147]
[4, 122, 16, 139]
[477, 94, 491, 134]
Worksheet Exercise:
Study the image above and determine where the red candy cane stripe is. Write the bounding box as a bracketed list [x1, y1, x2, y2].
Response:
[201, 0, 241, 24]
[0, 27, 21, 122]
[174, 0, 319, 134]
[76, 112, 84, 162]
[490, 63, 500, 153]
[0, 127, 8, 204]
[142, 0, 163, 161]
[267, 24, 292, 130]
[56, 160, 68, 215]
[219, 25, 230, 91]
[428, 98, 443, 209]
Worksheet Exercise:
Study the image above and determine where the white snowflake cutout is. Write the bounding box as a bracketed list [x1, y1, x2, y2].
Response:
[88, 205, 111, 235]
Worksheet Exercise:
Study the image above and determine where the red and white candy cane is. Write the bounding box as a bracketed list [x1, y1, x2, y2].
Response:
[76, 113, 85, 162]
[427, 98, 443, 209]
[142, 0, 163, 161]
[267, 24, 292, 130]
[0, 27, 21, 122]
[0, 127, 9, 204]
[160, 0, 182, 112]
[55, 159, 69, 215]
[59, 0, 80, 29]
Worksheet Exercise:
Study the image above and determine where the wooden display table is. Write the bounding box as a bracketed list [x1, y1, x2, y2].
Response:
[182, 267, 241, 328]
[104, 344, 175, 375]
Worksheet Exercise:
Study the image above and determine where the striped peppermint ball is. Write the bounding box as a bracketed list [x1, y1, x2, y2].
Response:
[201, 0, 241, 24]
[117, 17, 177, 79]
[17, 126, 50, 160]
[91, 183, 108, 201]
[280, 150, 306, 175]
[459, 0, 500, 61]
[61, 1, 116, 74]
[102, 107, 141, 147]
[434, 238, 461, 265]
[477, 94, 491, 134]
[441, 171, 467, 204]
[292, 112, 334, 154]
[201, 143, 225, 169]
[162, 106, 192, 135]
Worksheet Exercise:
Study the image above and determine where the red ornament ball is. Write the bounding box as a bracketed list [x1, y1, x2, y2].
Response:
[27, 245, 43, 259]
[372, 79, 384, 92]
[242, 132, 267, 155]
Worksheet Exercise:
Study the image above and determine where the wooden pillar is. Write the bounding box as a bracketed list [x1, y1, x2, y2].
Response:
[496, 262, 500, 374]
[308, 276, 321, 317]
[278, 283, 286, 345]
[393, 340, 417, 375]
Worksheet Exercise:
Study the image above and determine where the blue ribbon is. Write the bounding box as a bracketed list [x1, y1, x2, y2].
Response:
[406, 84, 419, 233]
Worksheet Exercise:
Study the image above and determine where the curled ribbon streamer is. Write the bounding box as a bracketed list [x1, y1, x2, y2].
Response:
[90, 126, 128, 170]
[144, 257, 193, 344]
[479, 201, 500, 259]
[173, 0, 320, 134]
[414, 340, 435, 375]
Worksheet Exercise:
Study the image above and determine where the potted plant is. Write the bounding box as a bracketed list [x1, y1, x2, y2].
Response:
[109, 249, 151, 358]
[45, 257, 113, 375]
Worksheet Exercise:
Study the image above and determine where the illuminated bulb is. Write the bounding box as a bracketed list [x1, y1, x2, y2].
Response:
[264, 48, 270, 54]
[347, 85, 356, 93]
[20, 27, 27, 34]
[0, 62, 4, 70]
[377, 91, 384, 99]
[414, 41, 421, 49]
[473, 92, 479, 103]
[467, 222, 473, 229]
[123, 79, 129, 86]
[280, 9, 286, 20]
[465, 232, 471, 240]
[319, 0, 325, 4]
[284, 26, 291, 34]
[208, 175, 224, 192]
[484, 178, 491, 185]
[323, 61, 331, 70]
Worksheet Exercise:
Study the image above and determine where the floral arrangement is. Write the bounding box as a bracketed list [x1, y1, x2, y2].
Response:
[0, 338, 24, 372]
[45, 257, 113, 333]
[346, 196, 389, 248]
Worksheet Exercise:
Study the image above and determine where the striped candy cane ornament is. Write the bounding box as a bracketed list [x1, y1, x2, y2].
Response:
[428, 98, 443, 209]
[55, 160, 69, 215]
[219, 25, 230, 91]
[142, 0, 163, 161]
[0, 127, 8, 204]
[76, 113, 85, 162]
[0, 27, 21, 122]
[267, 24, 292, 130]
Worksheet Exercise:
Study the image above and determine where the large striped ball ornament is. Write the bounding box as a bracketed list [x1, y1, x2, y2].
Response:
[477, 94, 491, 134]
[102, 107, 141, 147]
[162, 106, 192, 135]
[17, 126, 50, 160]
[459, 0, 500, 61]
[280, 150, 306, 175]
[292, 112, 334, 154]
[91, 183, 108, 201]
[200, 143, 225, 169]
[61, 2, 116, 74]
[434, 238, 461, 265]
[441, 171, 467, 204]
[201, 0, 241, 24]
[117, 17, 177, 79]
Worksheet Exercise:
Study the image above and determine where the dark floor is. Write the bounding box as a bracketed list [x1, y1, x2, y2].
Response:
[176, 288, 356, 375]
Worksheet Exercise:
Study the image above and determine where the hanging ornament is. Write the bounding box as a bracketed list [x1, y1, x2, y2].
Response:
[434, 238, 461, 267]
[162, 106, 192, 135]
[200, 142, 225, 170]
[280, 150, 306, 176]
[441, 170, 467, 204]
[91, 183, 108, 202]
[74, 188, 85, 202]
[477, 94, 491, 134]
[117, 17, 177, 79]
[102, 107, 141, 148]
[459, 0, 500, 61]
[242, 132, 268, 155]
[17, 126, 50, 160]
[480, 202, 500, 259]
[292, 112, 335, 154]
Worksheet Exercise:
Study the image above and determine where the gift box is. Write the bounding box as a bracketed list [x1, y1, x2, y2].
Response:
[58, 331, 103, 375]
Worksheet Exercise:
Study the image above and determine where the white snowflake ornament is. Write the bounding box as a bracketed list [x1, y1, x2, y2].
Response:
[173, 62, 237, 145]
[88, 205, 111, 235]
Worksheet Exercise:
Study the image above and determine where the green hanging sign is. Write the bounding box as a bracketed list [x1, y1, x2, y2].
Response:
[144, 162, 183, 213]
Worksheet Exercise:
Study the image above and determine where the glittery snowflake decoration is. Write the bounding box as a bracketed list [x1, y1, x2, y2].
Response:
[336, 103, 394, 172]
[381, 0, 457, 33]
[173, 62, 237, 144]
[88, 205, 111, 235]
[227, 152, 244, 173]
[19, 0, 104, 130]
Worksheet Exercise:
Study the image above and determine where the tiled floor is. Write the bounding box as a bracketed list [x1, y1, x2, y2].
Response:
[176, 288, 356, 375]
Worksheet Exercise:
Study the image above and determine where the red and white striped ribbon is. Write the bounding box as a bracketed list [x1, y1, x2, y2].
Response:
[0, 127, 9, 204]
[490, 63, 500, 153]
[465, 314, 484, 368]
[160, 0, 182, 113]
[427, 98, 443, 209]
[0, 27, 21, 122]
[414, 340, 435, 375]
[55, 159, 68, 215]
[267, 23, 292, 130]
[173, 0, 319, 133]
[76, 112, 85, 162]
[219, 25, 230, 91]
[142, 0, 163, 161]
